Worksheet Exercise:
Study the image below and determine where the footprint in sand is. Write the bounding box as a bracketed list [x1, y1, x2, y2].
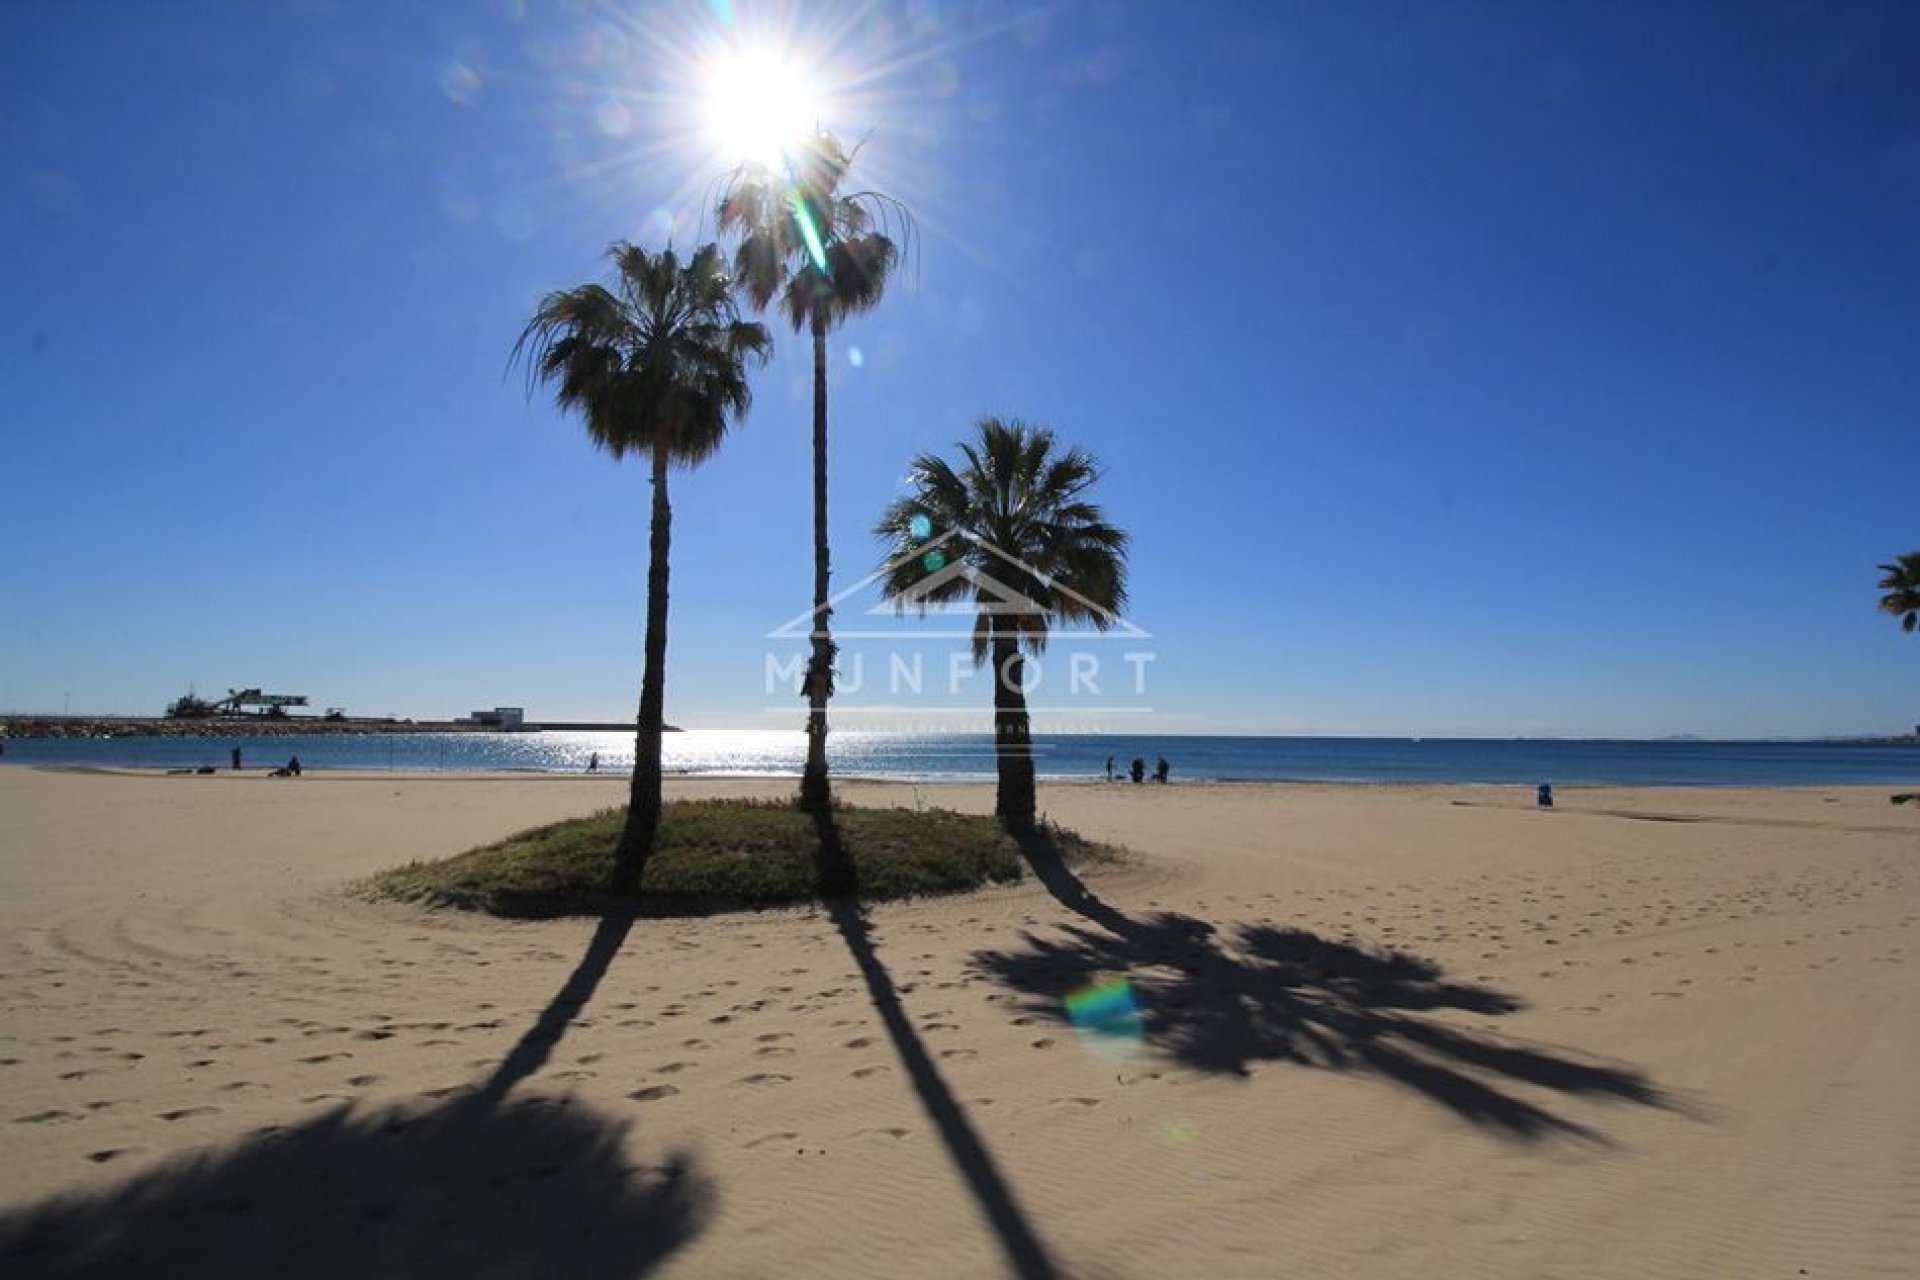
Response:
[629, 1085, 681, 1103]
[158, 1106, 220, 1122]
[938, 1048, 978, 1061]
[844, 1037, 875, 1049]
[737, 1073, 792, 1086]
[15, 1110, 78, 1125]
[850, 1065, 890, 1079]
[85, 1149, 129, 1164]
[745, 1131, 800, 1149]
[1052, 1097, 1102, 1108]
[1031, 1038, 1058, 1050]
[348, 1074, 383, 1088]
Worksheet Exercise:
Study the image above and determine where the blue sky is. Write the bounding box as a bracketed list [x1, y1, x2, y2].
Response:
[3, 1, 1916, 737]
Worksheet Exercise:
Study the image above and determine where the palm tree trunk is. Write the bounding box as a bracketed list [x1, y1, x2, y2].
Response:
[800, 312, 835, 813]
[613, 439, 672, 892]
[802, 314, 853, 893]
[991, 628, 1037, 834]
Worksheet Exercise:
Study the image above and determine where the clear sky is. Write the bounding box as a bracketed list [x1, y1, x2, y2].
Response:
[3, 1, 1916, 738]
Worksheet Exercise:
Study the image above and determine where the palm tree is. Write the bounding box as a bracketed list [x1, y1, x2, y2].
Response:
[512, 242, 769, 891]
[1880, 553, 1920, 633]
[718, 132, 908, 829]
[876, 418, 1130, 834]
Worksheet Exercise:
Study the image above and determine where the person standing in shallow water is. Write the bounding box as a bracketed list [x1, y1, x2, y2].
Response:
[1130, 757, 1145, 784]
[1155, 756, 1170, 783]
[231, 746, 242, 771]
[1105, 756, 1115, 782]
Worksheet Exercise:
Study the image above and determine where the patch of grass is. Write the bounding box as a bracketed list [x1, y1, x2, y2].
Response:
[360, 798, 1121, 918]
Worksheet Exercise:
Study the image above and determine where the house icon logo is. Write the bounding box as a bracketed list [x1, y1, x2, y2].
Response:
[765, 529, 1151, 643]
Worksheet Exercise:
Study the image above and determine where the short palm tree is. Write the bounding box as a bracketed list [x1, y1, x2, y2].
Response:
[876, 418, 1130, 834]
[512, 242, 769, 890]
[1880, 552, 1920, 633]
[718, 132, 908, 830]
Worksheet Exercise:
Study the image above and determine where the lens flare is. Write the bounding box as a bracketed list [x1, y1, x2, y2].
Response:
[438, 61, 481, 106]
[789, 191, 830, 273]
[596, 99, 633, 137]
[908, 513, 933, 540]
[1065, 977, 1143, 1059]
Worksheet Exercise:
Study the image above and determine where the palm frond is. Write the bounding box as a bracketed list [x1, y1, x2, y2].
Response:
[510, 240, 768, 468]
[713, 129, 915, 336]
[874, 416, 1131, 661]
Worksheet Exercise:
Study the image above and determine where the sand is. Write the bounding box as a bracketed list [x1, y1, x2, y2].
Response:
[1, 767, 1916, 1278]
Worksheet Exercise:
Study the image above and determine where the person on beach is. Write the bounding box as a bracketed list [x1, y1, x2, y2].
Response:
[231, 746, 242, 771]
[1130, 757, 1146, 784]
[1105, 756, 1115, 782]
[1155, 756, 1170, 783]
[587, 752, 600, 773]
[287, 755, 301, 777]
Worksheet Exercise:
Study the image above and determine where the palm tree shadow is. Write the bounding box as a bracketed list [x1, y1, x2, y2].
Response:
[475, 914, 635, 1107]
[813, 810, 1061, 1280]
[1, 911, 711, 1278]
[986, 835, 1672, 1144]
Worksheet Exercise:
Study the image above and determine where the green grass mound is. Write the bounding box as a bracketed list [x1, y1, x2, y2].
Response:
[361, 798, 1118, 918]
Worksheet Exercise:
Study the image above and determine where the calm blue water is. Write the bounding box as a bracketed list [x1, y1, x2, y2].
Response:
[4, 730, 1917, 787]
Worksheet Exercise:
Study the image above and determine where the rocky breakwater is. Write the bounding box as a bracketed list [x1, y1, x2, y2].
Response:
[0, 716, 487, 740]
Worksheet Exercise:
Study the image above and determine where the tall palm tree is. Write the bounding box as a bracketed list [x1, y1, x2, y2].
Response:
[1880, 552, 1920, 633]
[512, 242, 769, 891]
[718, 132, 908, 830]
[876, 418, 1130, 834]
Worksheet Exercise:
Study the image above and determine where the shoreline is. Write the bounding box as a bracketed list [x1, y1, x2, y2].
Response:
[7, 767, 1912, 805]
[11, 762, 1914, 800]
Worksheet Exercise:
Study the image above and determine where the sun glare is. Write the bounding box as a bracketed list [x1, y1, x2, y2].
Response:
[703, 46, 820, 172]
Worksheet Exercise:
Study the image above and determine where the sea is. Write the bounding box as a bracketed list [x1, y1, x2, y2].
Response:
[4, 730, 1917, 788]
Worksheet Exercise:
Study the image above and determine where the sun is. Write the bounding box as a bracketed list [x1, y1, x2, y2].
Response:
[702, 44, 821, 172]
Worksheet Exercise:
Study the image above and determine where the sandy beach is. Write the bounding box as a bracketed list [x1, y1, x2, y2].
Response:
[2, 767, 1916, 1277]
